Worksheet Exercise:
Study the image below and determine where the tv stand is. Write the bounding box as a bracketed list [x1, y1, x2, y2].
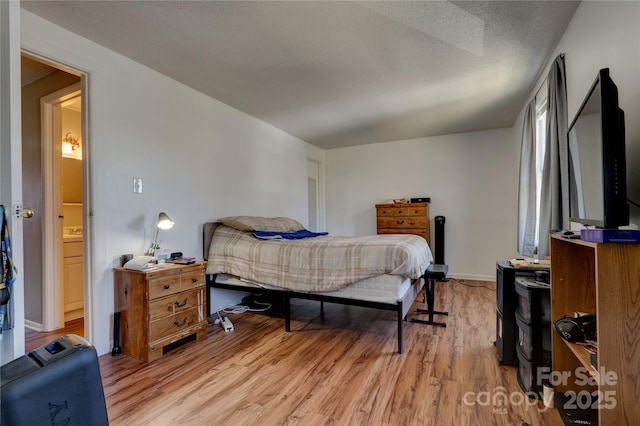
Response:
[550, 234, 640, 424]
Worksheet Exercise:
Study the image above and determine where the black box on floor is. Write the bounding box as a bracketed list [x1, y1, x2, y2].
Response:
[0, 334, 108, 426]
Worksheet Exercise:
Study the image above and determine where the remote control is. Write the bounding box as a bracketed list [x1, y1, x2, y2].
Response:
[220, 316, 234, 332]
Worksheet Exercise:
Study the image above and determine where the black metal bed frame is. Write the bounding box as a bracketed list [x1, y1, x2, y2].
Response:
[206, 274, 424, 354]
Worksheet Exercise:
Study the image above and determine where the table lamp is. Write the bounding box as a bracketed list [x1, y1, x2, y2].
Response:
[147, 212, 174, 255]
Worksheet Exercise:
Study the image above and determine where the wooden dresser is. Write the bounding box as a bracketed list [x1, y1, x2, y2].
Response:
[113, 261, 207, 362]
[375, 202, 430, 242]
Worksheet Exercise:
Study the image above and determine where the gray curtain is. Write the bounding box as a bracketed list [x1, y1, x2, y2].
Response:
[538, 54, 568, 257]
[518, 100, 537, 257]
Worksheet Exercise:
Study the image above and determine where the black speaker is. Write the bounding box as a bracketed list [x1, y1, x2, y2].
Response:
[0, 334, 108, 426]
[112, 311, 122, 356]
[434, 215, 445, 264]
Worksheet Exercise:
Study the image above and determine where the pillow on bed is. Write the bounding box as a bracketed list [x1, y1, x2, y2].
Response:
[219, 216, 305, 233]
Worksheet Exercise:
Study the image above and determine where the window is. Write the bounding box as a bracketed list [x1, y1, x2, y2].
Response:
[533, 80, 548, 252]
[518, 54, 566, 258]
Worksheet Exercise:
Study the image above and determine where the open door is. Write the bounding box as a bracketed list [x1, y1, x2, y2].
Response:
[0, 0, 26, 364]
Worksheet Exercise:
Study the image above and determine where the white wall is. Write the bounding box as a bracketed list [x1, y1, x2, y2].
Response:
[326, 128, 519, 280]
[514, 1, 640, 224]
[326, 1, 640, 280]
[21, 10, 325, 356]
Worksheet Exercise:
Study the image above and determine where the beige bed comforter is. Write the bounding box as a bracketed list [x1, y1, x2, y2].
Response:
[206, 225, 433, 292]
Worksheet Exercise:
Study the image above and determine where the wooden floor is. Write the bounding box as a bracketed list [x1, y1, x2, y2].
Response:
[27, 279, 563, 425]
[25, 317, 85, 351]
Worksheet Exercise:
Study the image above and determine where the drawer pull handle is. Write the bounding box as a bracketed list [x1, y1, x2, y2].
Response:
[164, 284, 171, 290]
[174, 317, 188, 327]
[175, 298, 188, 308]
[192, 278, 198, 283]
[396, 220, 404, 225]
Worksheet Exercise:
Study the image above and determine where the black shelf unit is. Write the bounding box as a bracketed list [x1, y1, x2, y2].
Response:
[514, 276, 551, 398]
[495, 260, 546, 365]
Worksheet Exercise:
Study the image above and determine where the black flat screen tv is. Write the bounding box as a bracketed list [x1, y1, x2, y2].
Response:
[567, 68, 628, 229]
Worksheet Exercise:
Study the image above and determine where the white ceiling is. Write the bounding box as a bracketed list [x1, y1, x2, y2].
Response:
[22, 1, 580, 149]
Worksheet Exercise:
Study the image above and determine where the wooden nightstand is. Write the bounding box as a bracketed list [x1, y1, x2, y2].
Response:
[375, 202, 430, 241]
[113, 261, 207, 362]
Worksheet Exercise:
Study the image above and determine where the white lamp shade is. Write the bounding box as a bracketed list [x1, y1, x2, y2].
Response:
[157, 212, 174, 230]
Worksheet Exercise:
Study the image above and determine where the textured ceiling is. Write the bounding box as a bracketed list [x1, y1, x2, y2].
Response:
[22, 1, 580, 149]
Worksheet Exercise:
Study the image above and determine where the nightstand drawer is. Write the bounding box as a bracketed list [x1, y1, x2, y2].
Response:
[148, 275, 181, 299]
[149, 307, 201, 342]
[148, 322, 207, 362]
[181, 269, 205, 290]
[148, 288, 202, 321]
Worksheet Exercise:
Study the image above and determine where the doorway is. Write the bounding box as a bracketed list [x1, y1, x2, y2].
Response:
[307, 158, 325, 232]
[21, 54, 88, 338]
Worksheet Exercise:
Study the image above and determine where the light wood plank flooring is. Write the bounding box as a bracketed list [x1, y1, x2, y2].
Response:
[27, 279, 562, 425]
[25, 317, 84, 351]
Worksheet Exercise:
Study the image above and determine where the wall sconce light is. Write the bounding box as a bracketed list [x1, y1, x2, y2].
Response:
[62, 132, 82, 159]
[147, 212, 174, 255]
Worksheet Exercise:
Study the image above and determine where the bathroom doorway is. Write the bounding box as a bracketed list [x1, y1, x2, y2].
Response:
[21, 54, 89, 338]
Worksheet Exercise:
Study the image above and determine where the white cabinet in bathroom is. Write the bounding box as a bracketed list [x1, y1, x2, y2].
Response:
[63, 240, 84, 321]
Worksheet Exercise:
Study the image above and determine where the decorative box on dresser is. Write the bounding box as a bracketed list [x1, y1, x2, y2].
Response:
[550, 234, 640, 424]
[375, 202, 430, 242]
[113, 261, 208, 362]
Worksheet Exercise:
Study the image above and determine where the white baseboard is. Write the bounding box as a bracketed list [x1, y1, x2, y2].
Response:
[448, 273, 494, 282]
[25, 319, 43, 332]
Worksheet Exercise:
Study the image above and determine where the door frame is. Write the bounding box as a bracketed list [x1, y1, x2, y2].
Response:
[41, 83, 81, 331]
[306, 158, 326, 231]
[22, 50, 93, 343]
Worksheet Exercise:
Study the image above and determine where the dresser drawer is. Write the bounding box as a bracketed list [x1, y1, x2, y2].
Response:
[148, 322, 207, 362]
[377, 228, 429, 239]
[148, 307, 201, 342]
[181, 269, 205, 290]
[377, 216, 427, 229]
[148, 288, 203, 321]
[376, 205, 426, 217]
[148, 274, 181, 299]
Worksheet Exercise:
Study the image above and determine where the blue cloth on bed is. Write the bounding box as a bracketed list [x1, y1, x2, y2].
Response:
[252, 229, 329, 240]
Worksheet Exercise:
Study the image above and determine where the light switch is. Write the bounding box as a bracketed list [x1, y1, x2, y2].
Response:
[133, 178, 143, 194]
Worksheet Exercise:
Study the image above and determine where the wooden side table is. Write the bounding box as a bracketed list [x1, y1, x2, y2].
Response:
[113, 261, 207, 362]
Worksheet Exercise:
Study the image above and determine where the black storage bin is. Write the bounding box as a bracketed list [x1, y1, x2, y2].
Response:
[0, 334, 108, 426]
[495, 309, 518, 365]
[516, 345, 550, 399]
[515, 277, 551, 323]
[516, 312, 551, 361]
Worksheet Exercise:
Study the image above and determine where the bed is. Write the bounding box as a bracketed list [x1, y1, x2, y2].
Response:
[203, 216, 434, 353]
